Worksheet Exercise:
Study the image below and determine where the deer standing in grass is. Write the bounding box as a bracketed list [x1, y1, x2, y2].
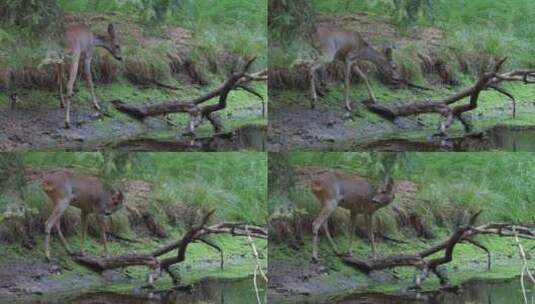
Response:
[58, 23, 123, 128]
[310, 171, 395, 262]
[41, 170, 124, 261]
[309, 25, 402, 111]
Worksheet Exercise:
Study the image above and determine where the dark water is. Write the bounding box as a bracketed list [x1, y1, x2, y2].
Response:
[334, 277, 533, 304]
[63, 124, 266, 151]
[359, 125, 535, 152]
[66, 277, 266, 304]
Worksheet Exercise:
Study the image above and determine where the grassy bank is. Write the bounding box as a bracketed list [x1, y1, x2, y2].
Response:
[269, 1, 535, 147]
[270, 233, 522, 303]
[0, 152, 267, 297]
[269, 152, 535, 299]
[1, 0, 267, 132]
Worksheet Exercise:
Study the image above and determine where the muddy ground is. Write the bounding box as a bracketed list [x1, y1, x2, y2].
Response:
[0, 102, 265, 151]
[268, 102, 421, 151]
[0, 258, 104, 300]
[268, 100, 535, 151]
[268, 258, 396, 301]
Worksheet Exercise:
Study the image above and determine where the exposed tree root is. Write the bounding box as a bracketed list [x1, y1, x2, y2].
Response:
[111, 57, 267, 132]
[73, 210, 267, 285]
[363, 58, 535, 139]
[338, 210, 535, 288]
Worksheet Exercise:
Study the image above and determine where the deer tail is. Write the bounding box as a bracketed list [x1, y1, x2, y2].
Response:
[42, 179, 55, 193]
[310, 178, 323, 192]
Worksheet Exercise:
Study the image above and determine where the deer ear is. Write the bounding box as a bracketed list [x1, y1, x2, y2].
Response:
[108, 23, 116, 38]
[114, 190, 123, 202]
[384, 177, 394, 192]
[384, 46, 393, 60]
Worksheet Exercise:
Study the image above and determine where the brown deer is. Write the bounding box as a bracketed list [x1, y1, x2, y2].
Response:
[309, 25, 402, 111]
[58, 23, 123, 128]
[310, 171, 395, 262]
[41, 170, 124, 261]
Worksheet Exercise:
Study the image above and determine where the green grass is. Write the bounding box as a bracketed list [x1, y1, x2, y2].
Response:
[0, 152, 267, 298]
[1, 1, 266, 134]
[6, 152, 267, 224]
[278, 152, 535, 225]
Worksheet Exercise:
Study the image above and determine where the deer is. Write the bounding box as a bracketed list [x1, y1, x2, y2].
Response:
[41, 170, 124, 261]
[310, 171, 395, 262]
[57, 23, 123, 128]
[309, 24, 402, 111]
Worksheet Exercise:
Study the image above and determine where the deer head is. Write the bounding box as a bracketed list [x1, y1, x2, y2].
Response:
[372, 177, 395, 206]
[103, 23, 122, 61]
[379, 46, 402, 83]
[99, 189, 124, 216]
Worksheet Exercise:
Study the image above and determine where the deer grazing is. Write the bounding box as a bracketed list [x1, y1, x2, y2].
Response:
[309, 24, 402, 111]
[310, 171, 395, 262]
[41, 170, 123, 261]
[58, 23, 123, 128]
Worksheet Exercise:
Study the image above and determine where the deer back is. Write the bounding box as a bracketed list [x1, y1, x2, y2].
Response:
[66, 25, 97, 54]
[311, 171, 373, 208]
[313, 25, 368, 61]
[42, 171, 122, 215]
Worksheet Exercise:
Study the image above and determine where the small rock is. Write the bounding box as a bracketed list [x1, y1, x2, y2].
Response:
[102, 270, 127, 283]
[64, 132, 85, 142]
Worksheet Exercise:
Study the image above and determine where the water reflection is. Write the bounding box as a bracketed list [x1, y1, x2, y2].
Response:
[359, 125, 535, 152]
[67, 277, 266, 304]
[335, 278, 534, 304]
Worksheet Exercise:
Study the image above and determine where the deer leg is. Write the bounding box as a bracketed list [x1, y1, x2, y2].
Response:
[312, 200, 337, 262]
[80, 211, 88, 255]
[365, 214, 377, 258]
[57, 63, 65, 109]
[347, 211, 358, 256]
[44, 198, 71, 261]
[309, 63, 322, 109]
[322, 223, 340, 255]
[352, 62, 377, 104]
[65, 53, 80, 128]
[54, 220, 72, 254]
[344, 58, 355, 111]
[97, 215, 110, 257]
[84, 56, 101, 111]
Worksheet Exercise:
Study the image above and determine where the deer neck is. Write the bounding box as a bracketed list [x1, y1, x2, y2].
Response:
[95, 35, 113, 54]
[359, 45, 390, 75]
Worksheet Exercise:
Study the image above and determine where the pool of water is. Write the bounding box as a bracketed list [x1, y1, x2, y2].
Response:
[333, 277, 533, 304]
[358, 125, 535, 152]
[33, 276, 266, 304]
[62, 124, 267, 151]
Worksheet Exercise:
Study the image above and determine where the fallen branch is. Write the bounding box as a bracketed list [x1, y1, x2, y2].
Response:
[339, 210, 535, 288]
[73, 210, 267, 285]
[363, 58, 535, 138]
[111, 58, 267, 132]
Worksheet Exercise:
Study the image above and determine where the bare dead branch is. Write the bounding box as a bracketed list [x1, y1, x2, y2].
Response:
[73, 210, 267, 285]
[111, 57, 266, 132]
[339, 210, 535, 288]
[363, 58, 535, 138]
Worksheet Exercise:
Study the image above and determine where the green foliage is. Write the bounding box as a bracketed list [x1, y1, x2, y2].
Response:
[269, 0, 314, 43]
[0, 0, 62, 34]
[2, 152, 267, 225]
[313, 0, 437, 26]
[275, 152, 535, 228]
